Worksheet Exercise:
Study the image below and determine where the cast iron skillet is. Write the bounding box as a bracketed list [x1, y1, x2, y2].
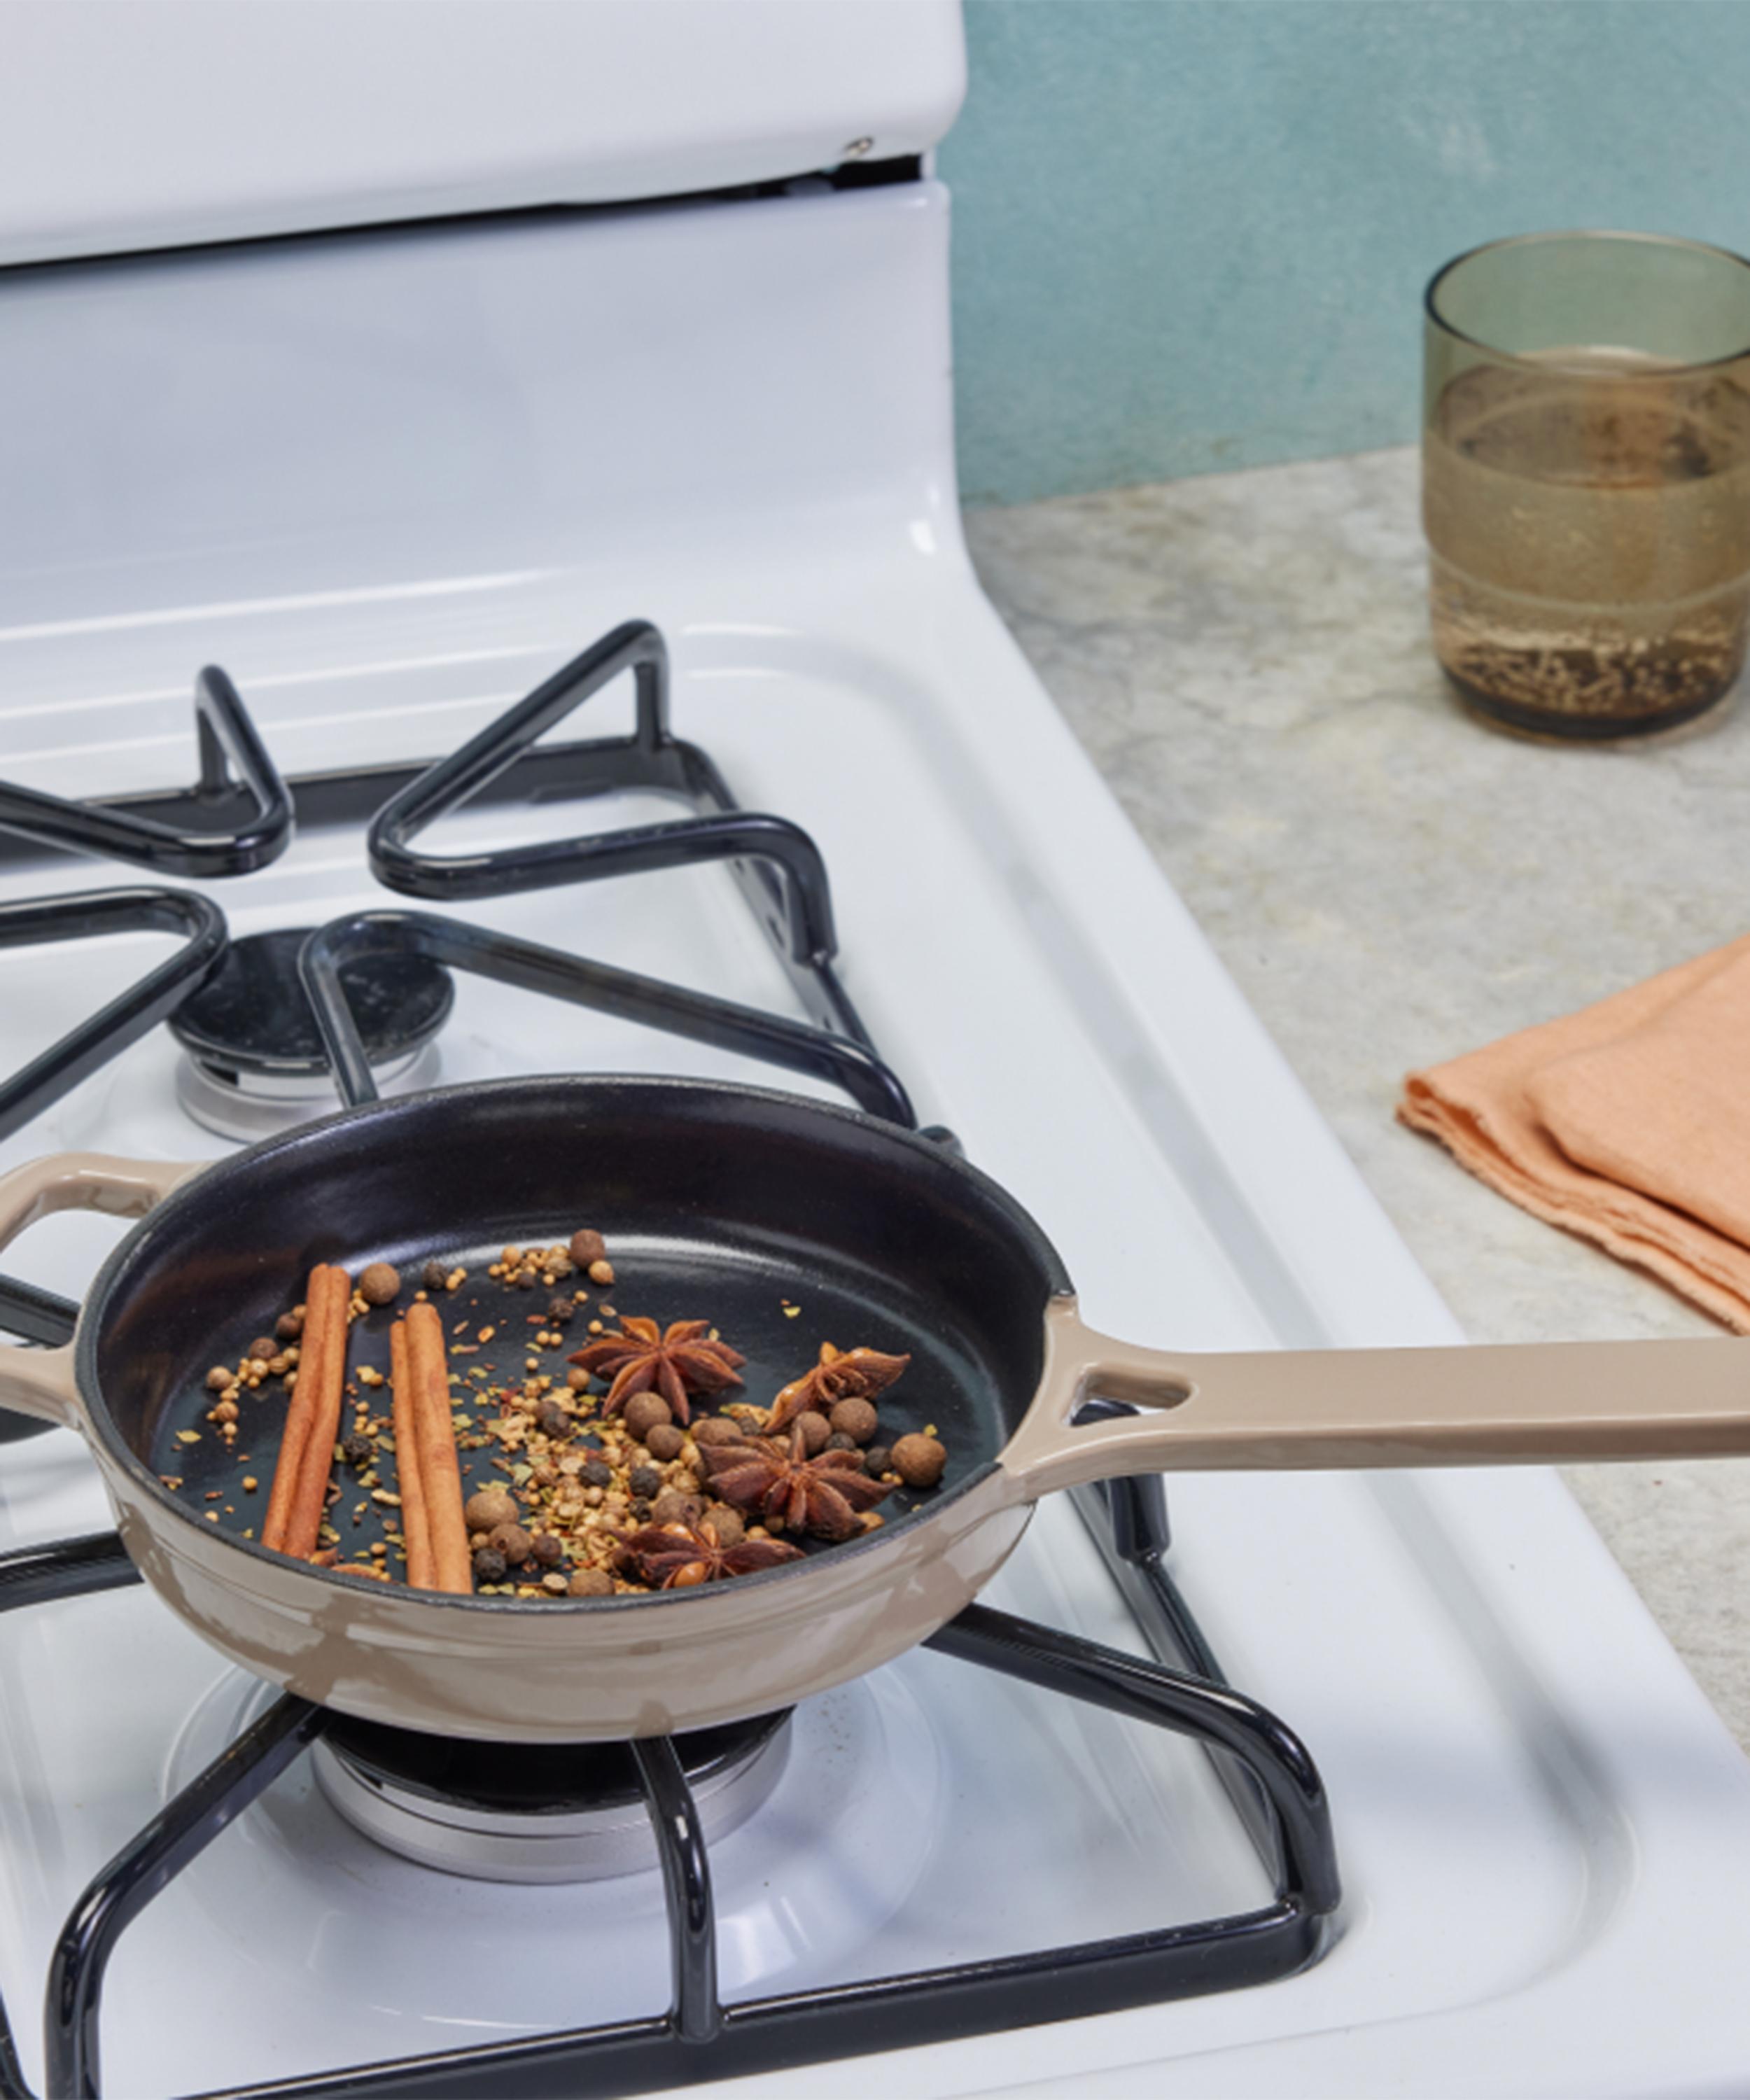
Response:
[1, 1076, 1748, 1742]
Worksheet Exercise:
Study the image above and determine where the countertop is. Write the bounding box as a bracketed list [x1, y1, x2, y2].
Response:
[965, 447, 1750, 1751]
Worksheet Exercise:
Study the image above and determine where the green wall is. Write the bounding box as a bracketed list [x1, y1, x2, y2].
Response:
[940, 0, 1750, 505]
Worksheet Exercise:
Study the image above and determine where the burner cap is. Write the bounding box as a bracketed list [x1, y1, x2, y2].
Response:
[315, 1707, 793, 1883]
[171, 929, 453, 1079]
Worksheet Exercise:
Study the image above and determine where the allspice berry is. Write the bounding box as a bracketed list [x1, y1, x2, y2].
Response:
[570, 1567, 615, 1597]
[205, 1366, 232, 1392]
[489, 1521, 533, 1565]
[463, 1486, 519, 1533]
[652, 1488, 704, 1528]
[646, 1422, 686, 1462]
[472, 1547, 507, 1584]
[690, 1416, 742, 1446]
[569, 1227, 606, 1267]
[274, 1310, 304, 1342]
[358, 1262, 401, 1306]
[247, 1336, 276, 1362]
[704, 1502, 744, 1548]
[829, 1396, 879, 1445]
[530, 1532, 564, 1568]
[566, 1366, 591, 1392]
[891, 1434, 947, 1489]
[547, 1296, 575, 1324]
[536, 1399, 570, 1439]
[794, 1410, 832, 1456]
[622, 1392, 672, 1443]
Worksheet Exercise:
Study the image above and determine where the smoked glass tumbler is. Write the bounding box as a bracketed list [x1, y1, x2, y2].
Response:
[1423, 232, 1750, 738]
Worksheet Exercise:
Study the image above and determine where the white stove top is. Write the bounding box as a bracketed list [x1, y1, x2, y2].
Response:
[0, 176, 1744, 2099]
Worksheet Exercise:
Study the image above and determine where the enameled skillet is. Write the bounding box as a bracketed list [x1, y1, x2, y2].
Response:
[1, 1076, 1746, 1742]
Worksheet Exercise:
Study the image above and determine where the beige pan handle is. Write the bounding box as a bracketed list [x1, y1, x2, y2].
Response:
[0, 1154, 204, 1427]
[1001, 1294, 1750, 1501]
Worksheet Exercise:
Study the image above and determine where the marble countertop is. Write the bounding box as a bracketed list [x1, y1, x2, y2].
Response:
[965, 448, 1750, 1750]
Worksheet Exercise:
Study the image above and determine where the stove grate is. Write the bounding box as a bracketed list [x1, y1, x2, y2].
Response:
[0, 1531, 1337, 2100]
[0, 670, 293, 881]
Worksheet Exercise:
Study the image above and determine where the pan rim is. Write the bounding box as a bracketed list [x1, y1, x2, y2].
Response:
[77, 1072, 1068, 1616]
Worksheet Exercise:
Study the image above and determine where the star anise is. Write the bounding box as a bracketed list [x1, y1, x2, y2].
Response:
[765, 1342, 911, 1434]
[701, 1427, 892, 1542]
[568, 1316, 746, 1425]
[616, 1518, 803, 1589]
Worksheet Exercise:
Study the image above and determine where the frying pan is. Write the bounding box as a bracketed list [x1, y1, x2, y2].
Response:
[1, 1074, 1747, 1743]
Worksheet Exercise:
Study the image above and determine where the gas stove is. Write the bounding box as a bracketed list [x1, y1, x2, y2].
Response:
[0, 12, 1747, 2095]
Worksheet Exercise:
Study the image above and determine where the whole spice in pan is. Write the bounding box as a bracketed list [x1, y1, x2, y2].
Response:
[766, 1343, 910, 1434]
[261, 1266, 351, 1558]
[401, 1301, 472, 1592]
[567, 1317, 746, 1424]
[617, 1517, 804, 1588]
[390, 1319, 437, 1589]
[701, 1424, 892, 1541]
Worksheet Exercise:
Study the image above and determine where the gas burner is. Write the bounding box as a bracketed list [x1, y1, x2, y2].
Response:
[313, 1707, 792, 1884]
[168, 928, 453, 1142]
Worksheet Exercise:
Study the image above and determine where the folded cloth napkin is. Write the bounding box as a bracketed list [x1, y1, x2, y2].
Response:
[1400, 932, 1750, 1331]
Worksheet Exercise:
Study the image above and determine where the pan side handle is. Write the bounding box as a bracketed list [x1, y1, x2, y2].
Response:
[0, 1155, 203, 1427]
[1000, 1295, 1750, 1502]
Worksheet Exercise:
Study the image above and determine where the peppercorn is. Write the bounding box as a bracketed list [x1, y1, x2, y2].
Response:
[704, 1502, 745, 1548]
[421, 1259, 448, 1292]
[274, 1311, 304, 1342]
[690, 1416, 742, 1447]
[631, 1499, 652, 1523]
[569, 1228, 606, 1266]
[544, 1297, 573, 1326]
[358, 1262, 401, 1307]
[824, 1431, 860, 1455]
[463, 1486, 519, 1533]
[472, 1547, 507, 1583]
[489, 1521, 532, 1564]
[530, 1532, 564, 1568]
[536, 1399, 570, 1439]
[629, 1464, 662, 1499]
[794, 1410, 831, 1456]
[247, 1336, 276, 1362]
[570, 1567, 615, 1597]
[581, 1459, 612, 1489]
[341, 1432, 373, 1467]
[622, 1392, 673, 1443]
[205, 1366, 232, 1392]
[891, 1434, 947, 1488]
[830, 1396, 880, 1445]
[864, 1445, 892, 1478]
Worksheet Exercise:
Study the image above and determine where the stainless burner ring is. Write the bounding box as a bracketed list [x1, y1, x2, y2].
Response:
[313, 1714, 793, 1884]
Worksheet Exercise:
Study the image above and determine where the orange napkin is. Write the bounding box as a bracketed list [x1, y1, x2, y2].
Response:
[1399, 933, 1750, 1331]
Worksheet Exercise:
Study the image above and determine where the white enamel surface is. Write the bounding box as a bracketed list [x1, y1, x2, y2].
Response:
[0, 0, 965, 265]
[0, 182, 1744, 2094]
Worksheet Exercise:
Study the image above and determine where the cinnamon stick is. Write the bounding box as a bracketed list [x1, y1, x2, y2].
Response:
[405, 1300, 472, 1593]
[389, 1318, 436, 1590]
[262, 1265, 344, 1555]
[282, 1266, 354, 1561]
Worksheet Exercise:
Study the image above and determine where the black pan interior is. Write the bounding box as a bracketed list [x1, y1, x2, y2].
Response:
[83, 1078, 1072, 1581]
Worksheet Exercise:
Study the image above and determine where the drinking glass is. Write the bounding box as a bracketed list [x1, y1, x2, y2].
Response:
[1423, 231, 1750, 737]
